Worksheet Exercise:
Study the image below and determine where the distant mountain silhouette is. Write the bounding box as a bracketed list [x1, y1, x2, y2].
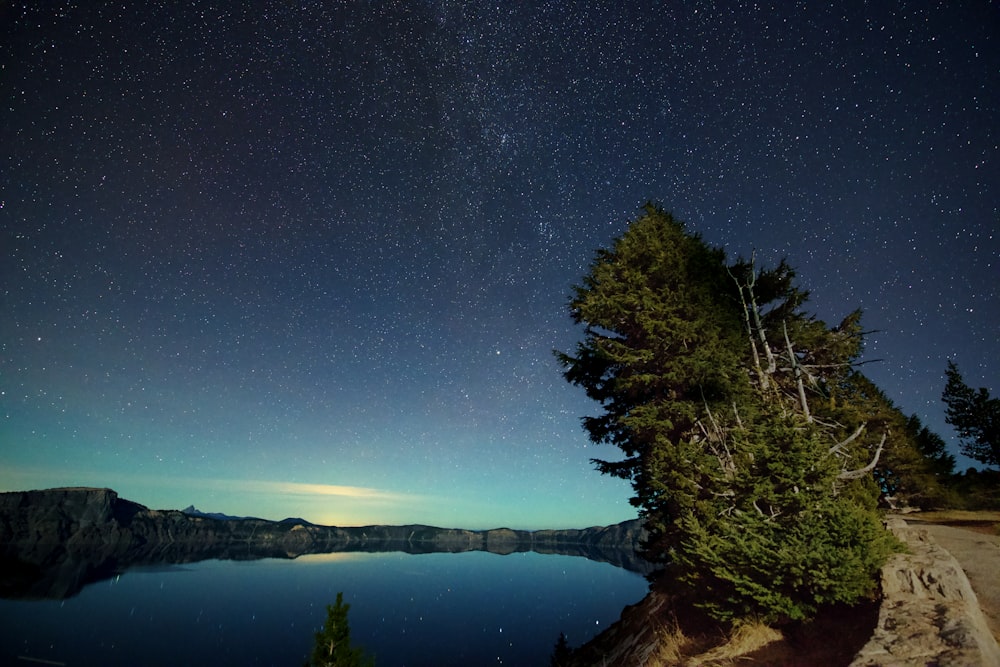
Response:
[182, 505, 314, 525]
[181, 505, 316, 526]
[0, 487, 653, 599]
[278, 516, 315, 525]
[181, 505, 259, 521]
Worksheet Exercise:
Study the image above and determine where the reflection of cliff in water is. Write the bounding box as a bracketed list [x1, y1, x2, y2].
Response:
[0, 488, 656, 600]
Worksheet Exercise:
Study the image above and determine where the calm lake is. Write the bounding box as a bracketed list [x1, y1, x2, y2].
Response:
[0, 550, 649, 666]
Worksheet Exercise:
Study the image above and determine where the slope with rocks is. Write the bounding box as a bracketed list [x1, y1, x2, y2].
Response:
[567, 515, 1000, 666]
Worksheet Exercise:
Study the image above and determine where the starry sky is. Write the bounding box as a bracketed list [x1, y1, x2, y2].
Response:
[2, 2, 997, 529]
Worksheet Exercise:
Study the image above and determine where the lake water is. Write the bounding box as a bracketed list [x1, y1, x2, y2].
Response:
[0, 550, 649, 666]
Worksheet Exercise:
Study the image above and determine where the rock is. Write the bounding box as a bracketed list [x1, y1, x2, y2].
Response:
[849, 518, 1000, 667]
[566, 583, 676, 667]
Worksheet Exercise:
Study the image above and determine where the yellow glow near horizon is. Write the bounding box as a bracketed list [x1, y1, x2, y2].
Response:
[0, 466, 423, 500]
[0, 467, 432, 518]
[247, 479, 419, 502]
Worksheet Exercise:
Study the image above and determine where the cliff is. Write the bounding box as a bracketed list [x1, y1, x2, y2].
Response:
[0, 487, 653, 599]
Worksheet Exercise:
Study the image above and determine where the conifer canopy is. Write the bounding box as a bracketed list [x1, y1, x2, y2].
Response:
[558, 204, 905, 622]
[943, 361, 1000, 468]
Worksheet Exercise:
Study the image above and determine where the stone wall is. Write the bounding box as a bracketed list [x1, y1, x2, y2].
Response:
[568, 516, 1000, 666]
[850, 518, 1000, 667]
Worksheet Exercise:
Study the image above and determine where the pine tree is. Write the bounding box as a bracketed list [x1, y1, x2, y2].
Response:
[307, 592, 374, 667]
[556, 203, 748, 555]
[943, 361, 1000, 468]
[907, 415, 956, 478]
[550, 632, 573, 666]
[558, 204, 901, 623]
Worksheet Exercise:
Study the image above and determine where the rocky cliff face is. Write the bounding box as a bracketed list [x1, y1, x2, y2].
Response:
[0, 487, 653, 599]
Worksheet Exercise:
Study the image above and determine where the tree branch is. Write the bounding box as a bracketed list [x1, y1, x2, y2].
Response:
[783, 321, 812, 422]
[729, 260, 770, 391]
[838, 431, 887, 480]
[829, 422, 866, 456]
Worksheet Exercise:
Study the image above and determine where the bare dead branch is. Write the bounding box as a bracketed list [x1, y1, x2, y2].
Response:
[838, 431, 887, 480]
[829, 422, 867, 456]
[747, 269, 778, 376]
[728, 260, 769, 390]
[783, 321, 812, 422]
[699, 400, 736, 478]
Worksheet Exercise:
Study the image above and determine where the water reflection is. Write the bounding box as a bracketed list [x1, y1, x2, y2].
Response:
[0, 551, 650, 667]
[0, 532, 654, 601]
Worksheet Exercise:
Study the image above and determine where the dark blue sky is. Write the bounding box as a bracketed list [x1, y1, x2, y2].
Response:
[2, 2, 997, 528]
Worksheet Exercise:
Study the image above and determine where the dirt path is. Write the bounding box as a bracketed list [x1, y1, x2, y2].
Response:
[920, 523, 1000, 641]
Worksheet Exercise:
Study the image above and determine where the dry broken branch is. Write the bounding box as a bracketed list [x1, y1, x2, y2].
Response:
[783, 321, 812, 422]
[829, 422, 867, 457]
[838, 431, 887, 480]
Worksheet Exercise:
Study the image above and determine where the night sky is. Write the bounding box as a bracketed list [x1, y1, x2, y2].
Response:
[2, 2, 997, 529]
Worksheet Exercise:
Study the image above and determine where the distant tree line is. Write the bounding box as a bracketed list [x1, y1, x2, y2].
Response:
[939, 361, 1000, 507]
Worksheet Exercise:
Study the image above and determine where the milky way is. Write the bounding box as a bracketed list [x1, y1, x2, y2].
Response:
[2, 2, 996, 527]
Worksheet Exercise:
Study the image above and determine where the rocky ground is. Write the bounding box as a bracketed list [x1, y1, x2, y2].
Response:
[911, 516, 1000, 642]
[849, 516, 1000, 666]
[568, 512, 1000, 666]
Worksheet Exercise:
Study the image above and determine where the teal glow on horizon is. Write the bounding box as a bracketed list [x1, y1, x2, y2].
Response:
[0, 463, 635, 530]
[2, 3, 996, 529]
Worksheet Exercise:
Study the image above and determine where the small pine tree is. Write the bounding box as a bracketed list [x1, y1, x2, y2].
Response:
[908, 416, 956, 478]
[550, 632, 573, 666]
[307, 592, 374, 667]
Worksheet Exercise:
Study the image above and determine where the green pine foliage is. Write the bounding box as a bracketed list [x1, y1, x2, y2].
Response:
[558, 204, 911, 623]
[906, 415, 956, 479]
[673, 407, 895, 622]
[307, 592, 374, 667]
[556, 204, 748, 553]
[828, 372, 954, 508]
[943, 361, 1000, 468]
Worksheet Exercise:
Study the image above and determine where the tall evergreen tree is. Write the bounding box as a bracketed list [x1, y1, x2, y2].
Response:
[556, 204, 748, 551]
[943, 361, 1000, 468]
[558, 205, 899, 622]
[906, 414, 956, 479]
